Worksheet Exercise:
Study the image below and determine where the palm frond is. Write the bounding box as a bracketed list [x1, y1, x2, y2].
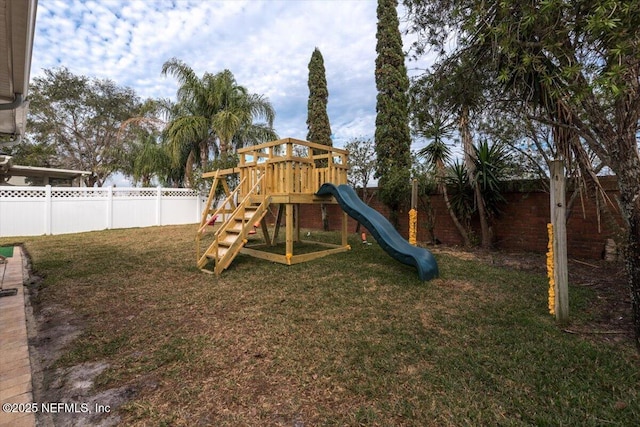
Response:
[165, 115, 209, 166]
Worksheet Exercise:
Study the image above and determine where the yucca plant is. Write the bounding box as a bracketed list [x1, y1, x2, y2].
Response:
[473, 140, 509, 219]
[446, 160, 475, 231]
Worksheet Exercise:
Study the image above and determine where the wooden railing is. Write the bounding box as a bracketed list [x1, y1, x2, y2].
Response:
[197, 176, 246, 234]
[235, 138, 348, 198]
[214, 174, 265, 243]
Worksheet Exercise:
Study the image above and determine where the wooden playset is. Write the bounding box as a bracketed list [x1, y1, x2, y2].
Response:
[196, 138, 350, 275]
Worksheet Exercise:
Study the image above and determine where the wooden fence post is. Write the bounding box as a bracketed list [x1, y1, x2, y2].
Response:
[550, 160, 569, 322]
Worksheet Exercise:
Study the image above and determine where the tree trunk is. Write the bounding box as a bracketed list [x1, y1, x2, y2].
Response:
[435, 158, 471, 247]
[474, 181, 492, 248]
[558, 79, 640, 348]
[200, 141, 209, 170]
[184, 151, 195, 188]
[460, 105, 491, 248]
[625, 213, 640, 351]
[612, 161, 640, 350]
[87, 174, 98, 187]
[443, 184, 472, 247]
[218, 139, 229, 162]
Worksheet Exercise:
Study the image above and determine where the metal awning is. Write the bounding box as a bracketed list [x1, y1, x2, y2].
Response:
[0, 0, 38, 146]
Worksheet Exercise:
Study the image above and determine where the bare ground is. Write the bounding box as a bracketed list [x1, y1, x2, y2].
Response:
[431, 246, 632, 344]
[24, 255, 134, 427]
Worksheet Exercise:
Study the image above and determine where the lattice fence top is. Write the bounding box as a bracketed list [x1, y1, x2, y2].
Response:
[0, 186, 200, 199]
[51, 188, 110, 198]
[0, 187, 47, 198]
[161, 189, 199, 197]
[112, 189, 157, 197]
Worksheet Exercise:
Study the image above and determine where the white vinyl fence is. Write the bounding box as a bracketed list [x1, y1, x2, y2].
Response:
[0, 186, 203, 237]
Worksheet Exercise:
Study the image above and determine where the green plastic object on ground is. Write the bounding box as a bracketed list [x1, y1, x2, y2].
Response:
[316, 183, 438, 281]
[0, 247, 14, 258]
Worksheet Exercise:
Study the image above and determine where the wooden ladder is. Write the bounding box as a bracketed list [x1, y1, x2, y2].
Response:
[198, 175, 269, 275]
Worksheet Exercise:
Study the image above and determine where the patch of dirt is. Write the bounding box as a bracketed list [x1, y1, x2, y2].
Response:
[23, 253, 135, 427]
[42, 361, 135, 427]
[564, 258, 632, 343]
[431, 245, 632, 345]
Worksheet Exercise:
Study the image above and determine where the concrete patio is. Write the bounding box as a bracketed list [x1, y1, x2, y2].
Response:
[0, 247, 35, 427]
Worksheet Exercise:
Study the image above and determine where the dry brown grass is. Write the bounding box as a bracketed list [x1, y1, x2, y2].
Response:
[4, 225, 639, 426]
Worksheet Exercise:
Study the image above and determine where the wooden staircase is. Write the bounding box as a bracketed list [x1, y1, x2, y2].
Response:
[197, 175, 269, 275]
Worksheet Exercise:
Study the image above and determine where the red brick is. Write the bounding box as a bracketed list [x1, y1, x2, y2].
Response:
[289, 180, 623, 260]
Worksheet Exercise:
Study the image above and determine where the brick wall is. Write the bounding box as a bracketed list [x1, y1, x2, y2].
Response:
[272, 177, 624, 260]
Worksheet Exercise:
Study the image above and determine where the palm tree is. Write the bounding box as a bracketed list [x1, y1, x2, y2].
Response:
[418, 118, 472, 247]
[208, 69, 277, 155]
[444, 57, 493, 248]
[161, 59, 278, 185]
[411, 76, 473, 247]
[415, 55, 493, 248]
[116, 99, 172, 186]
[129, 133, 171, 186]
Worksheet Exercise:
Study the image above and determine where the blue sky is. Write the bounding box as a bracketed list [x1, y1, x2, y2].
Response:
[31, 0, 435, 182]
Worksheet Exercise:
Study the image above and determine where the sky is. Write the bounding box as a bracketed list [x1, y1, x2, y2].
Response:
[30, 0, 436, 184]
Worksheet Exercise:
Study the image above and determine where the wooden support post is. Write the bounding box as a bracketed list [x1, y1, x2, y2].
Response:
[342, 211, 348, 247]
[285, 141, 293, 193]
[285, 203, 294, 264]
[260, 217, 272, 246]
[550, 160, 569, 322]
[212, 177, 234, 223]
[294, 204, 300, 242]
[273, 204, 284, 242]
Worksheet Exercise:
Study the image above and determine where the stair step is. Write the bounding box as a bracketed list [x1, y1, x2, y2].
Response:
[201, 196, 267, 274]
[206, 246, 228, 260]
[243, 211, 257, 220]
[229, 222, 243, 232]
[220, 234, 238, 245]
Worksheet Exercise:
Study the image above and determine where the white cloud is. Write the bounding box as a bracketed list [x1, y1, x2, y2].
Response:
[31, 0, 433, 152]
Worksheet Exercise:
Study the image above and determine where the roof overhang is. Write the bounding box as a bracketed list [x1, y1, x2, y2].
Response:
[5, 164, 91, 180]
[0, 0, 38, 147]
[0, 154, 91, 181]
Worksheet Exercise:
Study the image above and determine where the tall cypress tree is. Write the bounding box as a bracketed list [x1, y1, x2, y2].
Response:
[306, 47, 332, 230]
[374, 0, 412, 225]
[306, 48, 332, 146]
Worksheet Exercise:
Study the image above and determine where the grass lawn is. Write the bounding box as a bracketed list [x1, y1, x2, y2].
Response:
[3, 224, 639, 426]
